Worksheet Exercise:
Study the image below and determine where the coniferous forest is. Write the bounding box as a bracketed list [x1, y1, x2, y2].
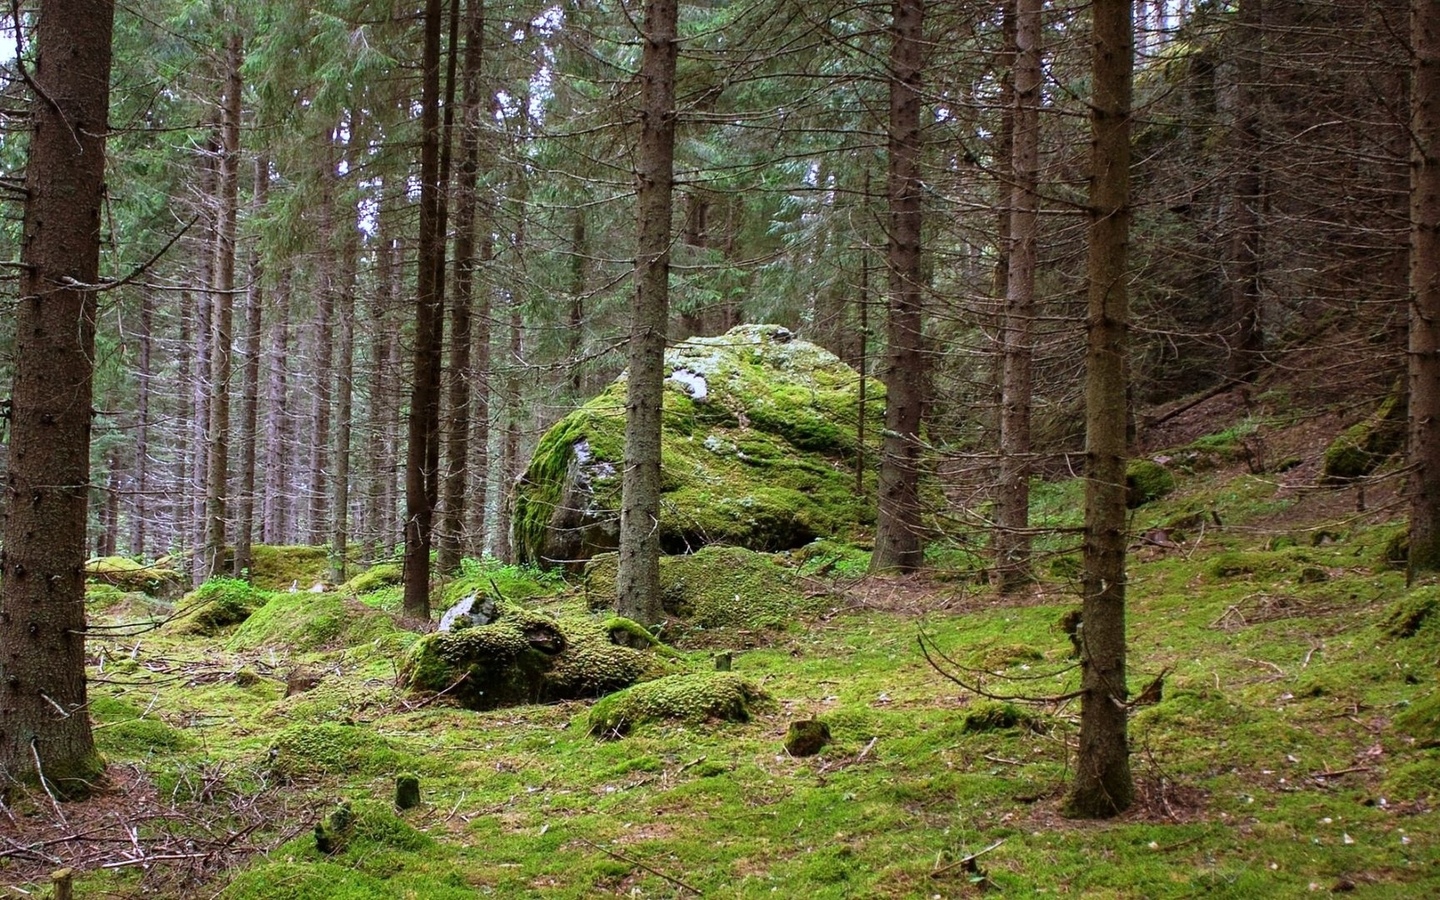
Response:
[1, 0, 1439, 895]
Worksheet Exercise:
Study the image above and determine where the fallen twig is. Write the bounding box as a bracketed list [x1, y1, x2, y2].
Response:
[576, 837, 702, 895]
[931, 838, 1006, 877]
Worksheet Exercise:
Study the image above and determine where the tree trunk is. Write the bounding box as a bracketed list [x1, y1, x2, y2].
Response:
[1066, 0, 1135, 819]
[617, 0, 678, 624]
[204, 30, 243, 581]
[1409, 0, 1440, 572]
[870, 0, 927, 574]
[132, 288, 154, 558]
[1228, 0, 1264, 383]
[468, 214, 495, 556]
[0, 0, 113, 793]
[994, 0, 1040, 594]
[329, 197, 360, 583]
[235, 153, 267, 578]
[404, 0, 447, 620]
[262, 266, 292, 544]
[439, 0, 484, 575]
[190, 281, 211, 585]
[306, 136, 337, 547]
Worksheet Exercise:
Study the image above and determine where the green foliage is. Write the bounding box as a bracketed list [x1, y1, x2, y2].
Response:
[1384, 587, 1440, 638]
[443, 557, 568, 607]
[173, 578, 270, 635]
[587, 672, 768, 737]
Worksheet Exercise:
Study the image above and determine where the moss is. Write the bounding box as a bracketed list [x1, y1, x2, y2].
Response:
[441, 559, 568, 608]
[784, 719, 832, 756]
[340, 563, 401, 596]
[587, 672, 768, 737]
[1385, 587, 1440, 638]
[172, 578, 270, 636]
[585, 545, 825, 635]
[85, 556, 185, 598]
[249, 545, 333, 591]
[227, 591, 400, 653]
[268, 723, 406, 781]
[1321, 386, 1406, 483]
[1395, 688, 1440, 749]
[1205, 549, 1312, 580]
[961, 701, 1037, 733]
[513, 325, 884, 567]
[971, 643, 1044, 671]
[1126, 459, 1176, 508]
[90, 696, 193, 755]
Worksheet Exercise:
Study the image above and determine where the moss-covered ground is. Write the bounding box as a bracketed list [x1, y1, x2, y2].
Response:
[13, 454, 1440, 897]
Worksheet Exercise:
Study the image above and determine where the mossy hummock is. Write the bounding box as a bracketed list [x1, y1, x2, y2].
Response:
[512, 324, 884, 568]
[587, 672, 768, 737]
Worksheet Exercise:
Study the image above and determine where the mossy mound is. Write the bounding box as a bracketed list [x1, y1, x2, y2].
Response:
[512, 324, 884, 568]
[1126, 459, 1176, 508]
[587, 672, 768, 737]
[91, 696, 193, 756]
[400, 605, 678, 710]
[85, 556, 186, 599]
[440, 560, 568, 608]
[1384, 587, 1440, 638]
[227, 591, 402, 653]
[583, 545, 825, 631]
[1205, 548, 1313, 581]
[1321, 385, 1406, 483]
[960, 700, 1038, 733]
[339, 563, 401, 596]
[172, 578, 270, 636]
[249, 545, 333, 591]
[267, 722, 408, 781]
[1395, 688, 1440, 749]
[970, 643, 1045, 671]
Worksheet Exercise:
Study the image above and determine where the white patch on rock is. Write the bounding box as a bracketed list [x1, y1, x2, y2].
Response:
[668, 368, 708, 401]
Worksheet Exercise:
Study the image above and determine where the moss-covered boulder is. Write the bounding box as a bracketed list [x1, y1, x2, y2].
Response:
[1321, 385, 1406, 483]
[172, 578, 270, 636]
[583, 544, 826, 630]
[1126, 459, 1176, 508]
[85, 556, 185, 599]
[267, 722, 408, 781]
[512, 324, 884, 568]
[587, 672, 768, 737]
[227, 591, 403, 653]
[400, 604, 679, 710]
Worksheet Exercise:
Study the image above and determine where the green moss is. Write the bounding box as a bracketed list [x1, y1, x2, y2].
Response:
[90, 696, 193, 755]
[227, 591, 401, 653]
[1321, 386, 1406, 483]
[971, 643, 1044, 671]
[249, 545, 333, 591]
[172, 578, 269, 635]
[1395, 688, 1440, 748]
[512, 325, 884, 567]
[960, 700, 1037, 733]
[1205, 548, 1312, 580]
[340, 563, 402, 596]
[84, 556, 185, 598]
[267, 723, 407, 781]
[441, 558, 568, 608]
[1126, 459, 1176, 507]
[1384, 587, 1440, 638]
[587, 672, 768, 737]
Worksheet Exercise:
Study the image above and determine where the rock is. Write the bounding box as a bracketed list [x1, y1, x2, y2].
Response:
[439, 592, 499, 632]
[512, 324, 884, 568]
[784, 719, 831, 756]
[586, 672, 768, 738]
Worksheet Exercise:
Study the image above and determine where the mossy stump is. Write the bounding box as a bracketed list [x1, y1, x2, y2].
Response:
[784, 720, 831, 757]
[395, 773, 421, 810]
[314, 801, 356, 854]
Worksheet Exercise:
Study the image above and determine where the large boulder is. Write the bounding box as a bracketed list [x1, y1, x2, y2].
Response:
[512, 324, 882, 568]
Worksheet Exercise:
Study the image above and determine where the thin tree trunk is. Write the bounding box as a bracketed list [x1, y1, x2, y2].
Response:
[133, 288, 154, 558]
[994, 0, 1040, 593]
[568, 207, 588, 399]
[1409, 0, 1440, 572]
[307, 136, 338, 546]
[262, 267, 291, 544]
[176, 292, 193, 557]
[205, 30, 243, 580]
[404, 0, 447, 620]
[1066, 0, 1136, 819]
[329, 194, 360, 583]
[0, 0, 113, 791]
[235, 154, 267, 578]
[366, 231, 397, 558]
[468, 215, 495, 556]
[1228, 0, 1264, 383]
[870, 0, 927, 574]
[190, 283, 211, 585]
[617, 0, 678, 625]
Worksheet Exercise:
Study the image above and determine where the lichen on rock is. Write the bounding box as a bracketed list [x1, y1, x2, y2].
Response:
[512, 324, 883, 569]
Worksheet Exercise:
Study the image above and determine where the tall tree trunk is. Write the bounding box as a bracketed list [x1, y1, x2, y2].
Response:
[568, 206, 588, 399]
[132, 287, 154, 558]
[329, 196, 360, 583]
[468, 216, 495, 556]
[0, 0, 113, 792]
[262, 266, 292, 544]
[235, 154, 267, 578]
[1228, 0, 1264, 383]
[366, 231, 397, 558]
[175, 292, 193, 557]
[617, 0, 678, 625]
[438, 0, 483, 574]
[994, 0, 1040, 593]
[205, 29, 243, 580]
[870, 0, 927, 574]
[1066, 0, 1136, 819]
[404, 0, 447, 620]
[1409, 0, 1440, 572]
[190, 282, 211, 584]
[306, 136, 338, 546]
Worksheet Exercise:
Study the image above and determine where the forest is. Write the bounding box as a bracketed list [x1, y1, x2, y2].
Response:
[0, 0, 1439, 896]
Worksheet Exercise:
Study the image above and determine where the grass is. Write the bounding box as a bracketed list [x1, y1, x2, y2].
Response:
[24, 461, 1440, 897]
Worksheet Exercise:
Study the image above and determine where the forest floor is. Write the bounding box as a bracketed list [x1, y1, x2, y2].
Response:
[3, 386, 1440, 898]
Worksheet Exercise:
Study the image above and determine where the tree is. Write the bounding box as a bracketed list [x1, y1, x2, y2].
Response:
[870, 0, 927, 574]
[616, 0, 679, 626]
[0, 0, 114, 793]
[1066, 0, 1135, 818]
[1409, 0, 1440, 572]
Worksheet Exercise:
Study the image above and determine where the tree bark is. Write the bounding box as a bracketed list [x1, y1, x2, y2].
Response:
[1409, 0, 1440, 572]
[235, 153, 267, 578]
[306, 135, 338, 547]
[1066, 0, 1135, 819]
[132, 288, 154, 558]
[404, 0, 447, 620]
[994, 0, 1040, 593]
[870, 0, 927, 574]
[329, 191, 360, 583]
[0, 0, 113, 793]
[1227, 0, 1264, 383]
[617, 0, 678, 625]
[204, 29, 243, 581]
[262, 266, 292, 544]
